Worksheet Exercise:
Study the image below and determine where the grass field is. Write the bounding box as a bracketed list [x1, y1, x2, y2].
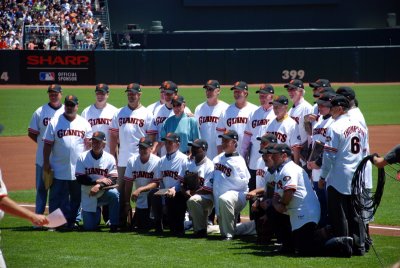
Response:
[0, 84, 400, 267]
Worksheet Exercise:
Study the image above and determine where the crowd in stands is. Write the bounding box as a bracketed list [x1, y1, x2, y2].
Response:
[0, 0, 108, 50]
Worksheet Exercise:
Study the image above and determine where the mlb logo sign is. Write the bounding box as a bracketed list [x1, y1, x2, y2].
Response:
[39, 72, 55, 81]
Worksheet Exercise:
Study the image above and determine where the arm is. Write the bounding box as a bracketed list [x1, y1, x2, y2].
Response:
[109, 130, 118, 159]
[132, 182, 158, 201]
[0, 196, 48, 225]
[43, 142, 52, 172]
[246, 187, 265, 200]
[28, 132, 38, 143]
[272, 189, 294, 213]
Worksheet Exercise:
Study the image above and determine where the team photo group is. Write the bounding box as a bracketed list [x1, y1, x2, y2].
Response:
[26, 78, 398, 258]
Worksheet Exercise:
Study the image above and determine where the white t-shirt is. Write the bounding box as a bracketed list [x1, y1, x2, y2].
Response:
[43, 114, 92, 180]
[81, 103, 118, 153]
[187, 157, 214, 201]
[110, 105, 154, 167]
[195, 100, 229, 160]
[75, 150, 118, 212]
[124, 154, 161, 209]
[274, 160, 320, 231]
[28, 103, 65, 166]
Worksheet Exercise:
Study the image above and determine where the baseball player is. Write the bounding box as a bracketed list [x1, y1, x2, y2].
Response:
[158, 95, 200, 155]
[185, 139, 214, 238]
[216, 81, 258, 155]
[194, 80, 229, 160]
[124, 137, 160, 231]
[285, 79, 313, 162]
[43, 95, 92, 229]
[150, 81, 192, 156]
[319, 95, 368, 256]
[75, 131, 119, 232]
[148, 132, 189, 235]
[241, 83, 276, 218]
[109, 83, 154, 226]
[28, 84, 64, 217]
[308, 79, 331, 115]
[81, 83, 118, 153]
[258, 95, 301, 165]
[213, 130, 250, 240]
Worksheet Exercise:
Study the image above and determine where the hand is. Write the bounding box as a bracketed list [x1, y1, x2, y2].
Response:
[31, 214, 49, 226]
[96, 177, 113, 185]
[131, 189, 141, 201]
[246, 191, 257, 200]
[89, 184, 101, 196]
[305, 114, 318, 123]
[251, 199, 259, 212]
[259, 199, 270, 210]
[166, 187, 176, 198]
[318, 178, 326, 189]
[307, 161, 320, 170]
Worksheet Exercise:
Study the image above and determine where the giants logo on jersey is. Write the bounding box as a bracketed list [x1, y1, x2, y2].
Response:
[132, 171, 154, 180]
[290, 116, 300, 125]
[162, 170, 179, 180]
[88, 118, 112, 127]
[227, 117, 248, 127]
[267, 131, 287, 143]
[214, 163, 232, 177]
[199, 116, 219, 125]
[256, 169, 265, 177]
[252, 119, 270, 128]
[118, 117, 145, 127]
[313, 127, 328, 137]
[57, 129, 85, 138]
[154, 117, 167, 126]
[43, 117, 52, 126]
[85, 167, 109, 176]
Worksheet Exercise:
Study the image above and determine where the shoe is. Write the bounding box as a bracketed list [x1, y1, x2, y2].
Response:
[324, 236, 353, 257]
[193, 229, 207, 238]
[222, 236, 233, 241]
[47, 228, 56, 232]
[109, 225, 119, 233]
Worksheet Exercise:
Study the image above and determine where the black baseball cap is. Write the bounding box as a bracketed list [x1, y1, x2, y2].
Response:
[125, 83, 141, 93]
[313, 87, 336, 98]
[309, 79, 331, 88]
[162, 132, 180, 142]
[95, 83, 109, 93]
[284, 79, 304, 90]
[203, 80, 220, 90]
[138, 137, 153, 148]
[47, 84, 62, 93]
[256, 133, 278, 144]
[336, 86, 355, 101]
[91, 131, 106, 142]
[64, 95, 79, 106]
[231, 81, 248, 91]
[316, 92, 336, 107]
[218, 130, 239, 141]
[259, 143, 277, 154]
[270, 95, 289, 106]
[171, 95, 185, 105]
[256, 83, 274, 94]
[267, 143, 292, 156]
[331, 95, 350, 108]
[160, 81, 178, 94]
[188, 139, 208, 150]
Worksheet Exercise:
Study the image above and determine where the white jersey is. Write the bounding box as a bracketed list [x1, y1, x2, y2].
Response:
[81, 103, 118, 153]
[195, 100, 229, 160]
[216, 102, 258, 154]
[28, 103, 64, 166]
[310, 115, 334, 182]
[147, 100, 164, 115]
[255, 157, 275, 190]
[124, 154, 161, 209]
[110, 105, 155, 167]
[244, 106, 275, 170]
[274, 160, 320, 231]
[43, 114, 92, 180]
[312, 103, 319, 115]
[321, 114, 368, 195]
[75, 150, 117, 212]
[212, 152, 250, 215]
[156, 150, 189, 190]
[187, 157, 214, 200]
[288, 99, 313, 144]
[261, 115, 302, 150]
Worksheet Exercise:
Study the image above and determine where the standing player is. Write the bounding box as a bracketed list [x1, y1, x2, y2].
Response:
[308, 79, 331, 114]
[109, 83, 154, 226]
[81, 83, 118, 153]
[216, 81, 257, 155]
[75, 131, 120, 232]
[124, 137, 160, 231]
[213, 130, 250, 240]
[319, 95, 368, 256]
[28, 84, 64, 218]
[43, 95, 92, 229]
[241, 83, 275, 218]
[258, 95, 301, 164]
[194, 80, 229, 160]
